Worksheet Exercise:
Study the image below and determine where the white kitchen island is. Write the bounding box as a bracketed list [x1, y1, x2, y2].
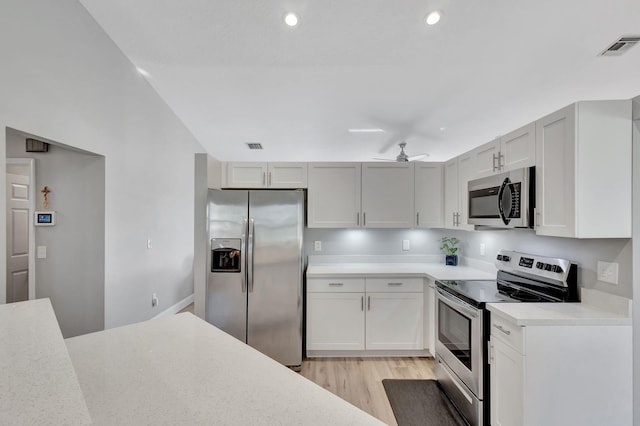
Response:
[3, 299, 383, 425]
[66, 312, 384, 425]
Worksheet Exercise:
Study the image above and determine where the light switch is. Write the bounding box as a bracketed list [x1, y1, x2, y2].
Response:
[37, 245, 47, 259]
[314, 241, 322, 251]
[597, 261, 619, 285]
[402, 240, 410, 251]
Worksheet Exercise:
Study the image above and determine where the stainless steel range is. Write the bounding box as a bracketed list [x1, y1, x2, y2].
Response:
[434, 250, 578, 426]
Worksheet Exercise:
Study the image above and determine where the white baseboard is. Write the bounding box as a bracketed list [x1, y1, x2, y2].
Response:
[152, 294, 194, 320]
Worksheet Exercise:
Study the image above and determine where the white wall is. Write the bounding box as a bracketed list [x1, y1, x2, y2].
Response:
[305, 228, 632, 299]
[7, 130, 105, 337]
[0, 0, 206, 329]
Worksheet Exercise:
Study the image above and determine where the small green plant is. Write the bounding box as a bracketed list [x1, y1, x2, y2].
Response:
[439, 237, 459, 255]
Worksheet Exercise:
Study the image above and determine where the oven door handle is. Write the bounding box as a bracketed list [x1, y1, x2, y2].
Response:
[436, 288, 480, 319]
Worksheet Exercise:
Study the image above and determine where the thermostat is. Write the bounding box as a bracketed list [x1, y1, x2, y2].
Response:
[35, 211, 56, 226]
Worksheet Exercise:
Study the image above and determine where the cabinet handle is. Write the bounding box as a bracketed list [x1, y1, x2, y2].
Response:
[535, 210, 540, 228]
[452, 212, 456, 226]
[494, 324, 511, 336]
[387, 282, 403, 286]
[356, 212, 360, 226]
[492, 153, 499, 172]
[363, 212, 366, 226]
[328, 282, 344, 286]
[262, 172, 266, 186]
[498, 152, 504, 170]
[361, 296, 364, 311]
[416, 212, 420, 226]
[268, 172, 272, 186]
[367, 295, 371, 311]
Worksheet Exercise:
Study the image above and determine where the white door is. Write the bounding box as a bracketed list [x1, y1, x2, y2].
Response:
[306, 292, 365, 350]
[361, 163, 414, 228]
[307, 163, 362, 228]
[6, 173, 30, 303]
[365, 292, 424, 350]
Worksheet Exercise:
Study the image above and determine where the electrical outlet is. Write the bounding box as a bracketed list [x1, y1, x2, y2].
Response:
[479, 243, 486, 256]
[402, 240, 410, 251]
[152, 293, 158, 307]
[147, 239, 152, 249]
[314, 241, 322, 251]
[597, 261, 619, 285]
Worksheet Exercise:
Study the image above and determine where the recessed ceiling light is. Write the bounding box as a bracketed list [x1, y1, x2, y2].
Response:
[284, 12, 299, 27]
[440, 127, 447, 131]
[136, 67, 150, 77]
[425, 11, 441, 26]
[347, 128, 385, 133]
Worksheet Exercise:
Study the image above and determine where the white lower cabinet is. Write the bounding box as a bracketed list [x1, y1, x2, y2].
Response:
[307, 276, 424, 355]
[306, 292, 365, 350]
[365, 292, 423, 350]
[489, 311, 632, 426]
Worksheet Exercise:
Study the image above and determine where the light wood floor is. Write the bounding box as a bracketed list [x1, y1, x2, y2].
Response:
[177, 305, 435, 425]
[300, 357, 436, 425]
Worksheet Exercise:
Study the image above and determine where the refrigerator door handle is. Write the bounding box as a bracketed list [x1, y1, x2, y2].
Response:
[241, 218, 248, 293]
[248, 218, 255, 292]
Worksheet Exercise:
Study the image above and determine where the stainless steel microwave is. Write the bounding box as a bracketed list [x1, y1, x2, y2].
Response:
[467, 166, 535, 228]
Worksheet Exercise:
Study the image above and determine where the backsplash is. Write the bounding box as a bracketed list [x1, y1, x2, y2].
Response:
[304, 227, 632, 299]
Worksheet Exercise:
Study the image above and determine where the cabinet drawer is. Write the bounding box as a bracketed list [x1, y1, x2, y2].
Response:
[307, 277, 365, 293]
[366, 277, 424, 293]
[490, 314, 524, 354]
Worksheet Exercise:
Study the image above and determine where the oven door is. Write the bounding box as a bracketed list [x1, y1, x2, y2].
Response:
[435, 288, 484, 398]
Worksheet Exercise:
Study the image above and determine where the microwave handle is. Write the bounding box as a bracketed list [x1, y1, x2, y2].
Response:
[497, 177, 511, 226]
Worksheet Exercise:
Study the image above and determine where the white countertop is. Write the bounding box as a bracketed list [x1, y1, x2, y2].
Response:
[306, 262, 496, 281]
[66, 313, 384, 426]
[487, 288, 632, 326]
[0, 299, 92, 425]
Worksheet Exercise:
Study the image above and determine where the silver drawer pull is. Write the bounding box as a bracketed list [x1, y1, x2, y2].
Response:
[328, 282, 344, 286]
[495, 324, 511, 335]
[387, 282, 403, 286]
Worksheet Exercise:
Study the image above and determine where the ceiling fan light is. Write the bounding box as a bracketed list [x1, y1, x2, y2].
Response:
[284, 12, 299, 27]
[425, 11, 441, 26]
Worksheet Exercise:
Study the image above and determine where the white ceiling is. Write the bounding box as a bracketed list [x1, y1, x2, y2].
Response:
[78, 0, 640, 162]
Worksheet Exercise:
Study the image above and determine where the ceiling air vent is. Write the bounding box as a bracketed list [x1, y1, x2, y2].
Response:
[599, 36, 640, 56]
[246, 143, 263, 150]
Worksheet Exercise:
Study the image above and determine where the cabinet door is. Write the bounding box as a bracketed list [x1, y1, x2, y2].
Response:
[500, 122, 535, 172]
[443, 158, 459, 229]
[267, 163, 308, 188]
[361, 163, 415, 228]
[456, 152, 475, 231]
[472, 139, 500, 178]
[414, 163, 443, 228]
[426, 281, 436, 356]
[226, 162, 268, 188]
[490, 337, 524, 426]
[307, 292, 365, 350]
[365, 292, 423, 350]
[307, 163, 361, 228]
[535, 104, 576, 237]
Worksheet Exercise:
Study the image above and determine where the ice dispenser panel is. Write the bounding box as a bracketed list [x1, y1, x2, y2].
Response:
[211, 238, 242, 272]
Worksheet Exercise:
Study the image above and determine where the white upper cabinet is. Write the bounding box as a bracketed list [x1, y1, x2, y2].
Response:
[361, 163, 415, 228]
[307, 163, 361, 228]
[472, 122, 536, 179]
[443, 153, 475, 230]
[414, 163, 444, 228]
[535, 100, 632, 238]
[225, 162, 307, 188]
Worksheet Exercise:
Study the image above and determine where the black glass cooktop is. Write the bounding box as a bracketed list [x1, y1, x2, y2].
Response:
[435, 279, 518, 308]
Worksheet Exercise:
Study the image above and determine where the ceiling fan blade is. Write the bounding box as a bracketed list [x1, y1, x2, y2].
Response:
[372, 158, 397, 162]
[408, 154, 429, 161]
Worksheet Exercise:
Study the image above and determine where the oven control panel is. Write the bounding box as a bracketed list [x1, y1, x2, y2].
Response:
[495, 249, 575, 285]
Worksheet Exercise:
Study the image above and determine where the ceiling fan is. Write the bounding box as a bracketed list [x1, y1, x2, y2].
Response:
[374, 142, 428, 162]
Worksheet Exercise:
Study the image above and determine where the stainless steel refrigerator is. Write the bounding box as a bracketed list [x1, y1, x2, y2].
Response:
[206, 189, 304, 367]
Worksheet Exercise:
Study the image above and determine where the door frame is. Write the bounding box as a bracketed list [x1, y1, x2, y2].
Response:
[6, 158, 36, 300]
